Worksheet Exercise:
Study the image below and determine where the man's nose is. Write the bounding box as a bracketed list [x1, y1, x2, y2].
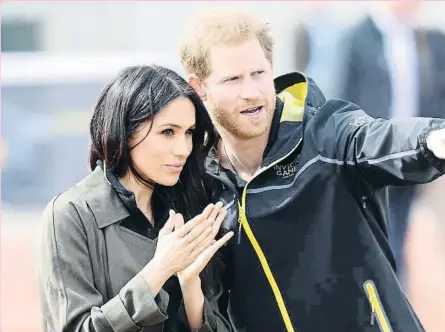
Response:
[239, 78, 261, 100]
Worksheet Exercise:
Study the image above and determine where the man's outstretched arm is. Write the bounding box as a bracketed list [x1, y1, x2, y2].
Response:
[321, 99, 445, 187]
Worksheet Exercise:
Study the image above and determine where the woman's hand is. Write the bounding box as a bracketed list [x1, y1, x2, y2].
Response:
[177, 202, 234, 285]
[147, 203, 221, 278]
[175, 203, 234, 331]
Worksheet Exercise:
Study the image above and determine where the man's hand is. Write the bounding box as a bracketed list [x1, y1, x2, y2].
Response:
[426, 128, 445, 159]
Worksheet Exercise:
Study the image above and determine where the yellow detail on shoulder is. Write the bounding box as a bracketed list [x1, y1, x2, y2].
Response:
[277, 82, 308, 123]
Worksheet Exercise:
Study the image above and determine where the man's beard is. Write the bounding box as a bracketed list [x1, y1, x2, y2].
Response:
[207, 97, 276, 140]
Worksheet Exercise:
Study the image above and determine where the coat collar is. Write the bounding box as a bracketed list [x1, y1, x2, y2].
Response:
[81, 164, 130, 229]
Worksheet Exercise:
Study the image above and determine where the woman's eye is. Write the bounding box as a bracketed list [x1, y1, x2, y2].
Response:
[186, 128, 195, 135]
[161, 129, 174, 136]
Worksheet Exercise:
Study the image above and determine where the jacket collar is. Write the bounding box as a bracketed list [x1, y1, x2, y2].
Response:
[262, 72, 326, 166]
[81, 163, 130, 229]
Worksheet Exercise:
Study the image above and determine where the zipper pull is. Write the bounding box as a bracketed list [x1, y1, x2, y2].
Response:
[369, 297, 376, 326]
[370, 306, 375, 326]
[237, 216, 242, 244]
[362, 196, 368, 209]
[237, 201, 244, 245]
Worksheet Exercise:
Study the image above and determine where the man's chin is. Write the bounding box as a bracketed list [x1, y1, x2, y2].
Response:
[231, 125, 269, 140]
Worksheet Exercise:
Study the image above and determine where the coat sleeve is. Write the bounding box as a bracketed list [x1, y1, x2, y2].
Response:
[320, 99, 445, 187]
[176, 243, 233, 332]
[36, 194, 170, 332]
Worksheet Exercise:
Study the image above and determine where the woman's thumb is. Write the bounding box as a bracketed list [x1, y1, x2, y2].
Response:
[159, 210, 176, 237]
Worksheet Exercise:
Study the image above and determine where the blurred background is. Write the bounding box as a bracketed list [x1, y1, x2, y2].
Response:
[2, 1, 445, 331]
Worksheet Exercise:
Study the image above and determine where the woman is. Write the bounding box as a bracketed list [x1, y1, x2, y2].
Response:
[36, 65, 234, 332]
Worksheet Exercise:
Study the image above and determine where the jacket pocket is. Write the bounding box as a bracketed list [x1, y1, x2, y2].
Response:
[363, 280, 393, 332]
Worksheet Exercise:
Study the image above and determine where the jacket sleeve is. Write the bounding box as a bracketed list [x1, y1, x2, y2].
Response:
[324, 99, 445, 187]
[36, 195, 169, 332]
[176, 244, 233, 332]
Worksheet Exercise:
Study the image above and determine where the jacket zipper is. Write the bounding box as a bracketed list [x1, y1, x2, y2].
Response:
[237, 138, 303, 244]
[363, 280, 393, 332]
[237, 138, 302, 332]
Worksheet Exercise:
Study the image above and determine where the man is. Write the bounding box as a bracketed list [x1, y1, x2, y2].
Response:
[338, 1, 445, 279]
[179, 7, 445, 332]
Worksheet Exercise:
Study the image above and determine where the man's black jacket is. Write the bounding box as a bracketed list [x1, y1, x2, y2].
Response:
[205, 72, 445, 332]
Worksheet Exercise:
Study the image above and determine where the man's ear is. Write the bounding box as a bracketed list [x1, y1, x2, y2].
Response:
[187, 74, 207, 102]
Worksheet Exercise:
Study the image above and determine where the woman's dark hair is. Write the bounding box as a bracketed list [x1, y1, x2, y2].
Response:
[88, 65, 218, 221]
